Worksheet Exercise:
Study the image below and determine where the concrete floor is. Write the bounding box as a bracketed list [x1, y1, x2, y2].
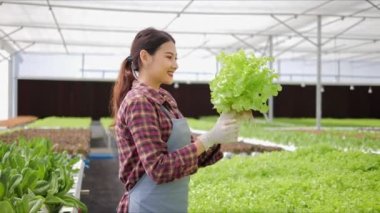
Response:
[81, 121, 124, 213]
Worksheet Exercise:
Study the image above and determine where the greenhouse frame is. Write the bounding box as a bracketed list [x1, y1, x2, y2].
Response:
[0, 1, 379, 212]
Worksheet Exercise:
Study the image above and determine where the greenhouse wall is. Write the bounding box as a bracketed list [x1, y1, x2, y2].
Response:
[17, 53, 380, 85]
[18, 79, 112, 120]
[17, 80, 380, 119]
[0, 60, 9, 120]
[274, 85, 380, 118]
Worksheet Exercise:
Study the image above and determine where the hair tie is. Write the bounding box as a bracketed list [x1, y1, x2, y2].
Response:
[126, 56, 133, 62]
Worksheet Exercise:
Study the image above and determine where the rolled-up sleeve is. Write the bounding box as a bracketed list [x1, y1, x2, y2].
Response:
[125, 96, 198, 184]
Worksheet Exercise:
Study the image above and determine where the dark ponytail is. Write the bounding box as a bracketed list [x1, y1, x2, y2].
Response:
[110, 27, 175, 121]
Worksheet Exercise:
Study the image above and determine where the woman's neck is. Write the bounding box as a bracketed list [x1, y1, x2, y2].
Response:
[138, 74, 160, 91]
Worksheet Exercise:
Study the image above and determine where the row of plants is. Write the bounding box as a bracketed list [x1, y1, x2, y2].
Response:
[266, 118, 380, 128]
[187, 117, 380, 151]
[189, 116, 380, 129]
[0, 117, 93, 155]
[189, 144, 380, 212]
[0, 116, 38, 129]
[27, 117, 92, 129]
[99, 117, 113, 130]
[100, 116, 380, 151]
[0, 138, 87, 212]
[0, 129, 91, 155]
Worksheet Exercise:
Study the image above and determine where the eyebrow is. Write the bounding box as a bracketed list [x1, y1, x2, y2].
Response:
[165, 52, 177, 56]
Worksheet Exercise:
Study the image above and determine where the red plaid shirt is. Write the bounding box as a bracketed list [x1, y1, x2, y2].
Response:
[115, 80, 222, 213]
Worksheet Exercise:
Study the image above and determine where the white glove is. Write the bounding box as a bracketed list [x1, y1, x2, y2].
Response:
[237, 111, 254, 123]
[199, 112, 239, 149]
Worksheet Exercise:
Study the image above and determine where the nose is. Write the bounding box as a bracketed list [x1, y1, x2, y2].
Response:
[172, 60, 178, 70]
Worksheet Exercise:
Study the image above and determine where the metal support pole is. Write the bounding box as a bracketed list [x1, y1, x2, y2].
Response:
[81, 53, 85, 78]
[268, 35, 274, 122]
[8, 54, 18, 117]
[14, 54, 19, 117]
[7, 56, 13, 118]
[316, 15, 322, 130]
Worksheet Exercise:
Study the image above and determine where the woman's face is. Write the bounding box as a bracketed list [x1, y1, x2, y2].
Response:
[140, 41, 178, 87]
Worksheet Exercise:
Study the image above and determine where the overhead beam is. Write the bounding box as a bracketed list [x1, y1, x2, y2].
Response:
[274, 39, 306, 58]
[47, 0, 68, 53]
[287, 40, 378, 60]
[325, 40, 375, 53]
[0, 29, 23, 50]
[0, 22, 377, 42]
[2, 1, 380, 19]
[3, 38, 379, 56]
[224, 0, 335, 53]
[0, 42, 34, 63]
[322, 17, 366, 46]
[229, 15, 343, 56]
[0, 51, 8, 60]
[271, 15, 318, 47]
[0, 27, 23, 40]
[262, 15, 341, 49]
[162, 0, 193, 30]
[265, 0, 335, 33]
[231, 34, 261, 53]
[366, 0, 380, 10]
[204, 47, 218, 56]
[0, 39, 16, 54]
[5, 39, 132, 48]
[249, 2, 375, 53]
[339, 52, 380, 61]
[351, 54, 380, 62]
[180, 40, 209, 59]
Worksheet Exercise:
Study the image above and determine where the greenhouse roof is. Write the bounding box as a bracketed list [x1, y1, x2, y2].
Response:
[0, 0, 379, 62]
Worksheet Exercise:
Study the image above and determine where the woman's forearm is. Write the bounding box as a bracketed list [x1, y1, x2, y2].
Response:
[194, 137, 206, 156]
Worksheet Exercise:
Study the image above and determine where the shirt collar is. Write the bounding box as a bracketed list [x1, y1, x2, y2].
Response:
[132, 80, 171, 105]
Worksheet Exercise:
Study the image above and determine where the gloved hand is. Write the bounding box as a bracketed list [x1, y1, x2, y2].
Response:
[198, 112, 240, 150]
[236, 110, 254, 123]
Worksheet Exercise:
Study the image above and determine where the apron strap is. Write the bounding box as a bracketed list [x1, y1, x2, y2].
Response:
[160, 104, 175, 119]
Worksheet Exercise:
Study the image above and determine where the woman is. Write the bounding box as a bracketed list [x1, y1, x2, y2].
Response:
[112, 27, 242, 213]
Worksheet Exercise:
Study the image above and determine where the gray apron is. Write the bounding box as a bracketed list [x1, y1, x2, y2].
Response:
[128, 105, 191, 213]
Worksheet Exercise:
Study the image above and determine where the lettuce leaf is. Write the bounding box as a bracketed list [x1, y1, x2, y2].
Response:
[210, 50, 282, 113]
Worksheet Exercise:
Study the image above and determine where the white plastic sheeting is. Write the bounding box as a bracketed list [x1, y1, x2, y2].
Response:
[16, 52, 380, 86]
[0, 0, 379, 83]
[0, 58, 9, 120]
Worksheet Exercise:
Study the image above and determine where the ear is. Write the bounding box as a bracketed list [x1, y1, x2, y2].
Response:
[140, 49, 152, 67]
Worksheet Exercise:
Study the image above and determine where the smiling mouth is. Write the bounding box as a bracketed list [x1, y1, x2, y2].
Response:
[168, 72, 174, 77]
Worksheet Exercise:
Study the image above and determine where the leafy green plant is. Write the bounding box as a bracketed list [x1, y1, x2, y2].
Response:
[187, 117, 380, 151]
[100, 117, 114, 130]
[0, 138, 87, 213]
[268, 117, 380, 128]
[189, 144, 380, 212]
[210, 50, 282, 113]
[28, 117, 91, 129]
